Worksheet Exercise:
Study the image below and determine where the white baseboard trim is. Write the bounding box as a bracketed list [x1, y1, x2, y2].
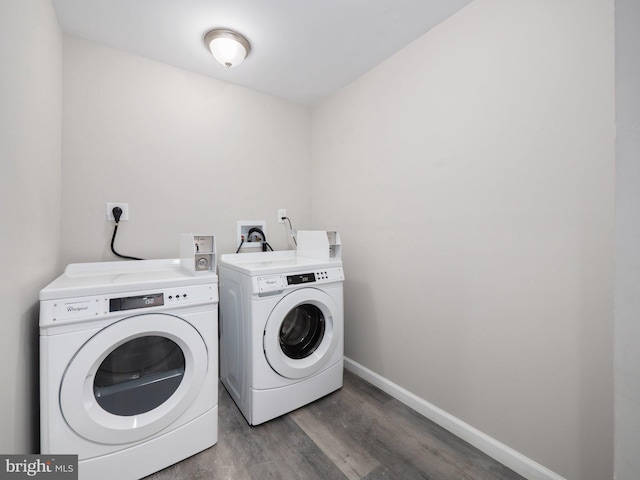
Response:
[344, 357, 566, 480]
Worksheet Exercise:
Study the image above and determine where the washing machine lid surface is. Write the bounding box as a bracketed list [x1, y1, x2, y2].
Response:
[40, 259, 218, 300]
[220, 251, 342, 276]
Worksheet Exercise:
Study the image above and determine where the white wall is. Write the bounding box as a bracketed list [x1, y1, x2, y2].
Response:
[0, 2, 620, 475]
[311, 1, 614, 479]
[0, 0, 62, 453]
[61, 35, 311, 264]
[614, 1, 640, 478]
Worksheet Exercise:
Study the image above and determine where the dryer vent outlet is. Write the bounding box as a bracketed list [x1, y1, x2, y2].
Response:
[237, 221, 267, 248]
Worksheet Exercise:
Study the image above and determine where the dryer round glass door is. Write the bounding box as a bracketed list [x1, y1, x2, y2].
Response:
[93, 335, 186, 416]
[264, 288, 341, 379]
[60, 313, 208, 445]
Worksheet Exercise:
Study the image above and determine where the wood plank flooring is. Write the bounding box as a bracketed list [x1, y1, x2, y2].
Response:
[145, 370, 524, 480]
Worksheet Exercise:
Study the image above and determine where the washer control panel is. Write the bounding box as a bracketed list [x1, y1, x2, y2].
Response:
[255, 267, 344, 296]
[286, 273, 316, 285]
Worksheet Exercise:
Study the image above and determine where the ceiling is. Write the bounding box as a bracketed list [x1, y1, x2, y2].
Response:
[50, 0, 473, 105]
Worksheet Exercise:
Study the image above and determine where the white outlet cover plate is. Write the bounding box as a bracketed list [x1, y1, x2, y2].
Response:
[106, 203, 129, 221]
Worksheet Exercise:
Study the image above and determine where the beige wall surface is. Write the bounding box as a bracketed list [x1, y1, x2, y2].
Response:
[61, 35, 312, 265]
[614, 0, 640, 479]
[0, 2, 621, 478]
[0, 0, 62, 453]
[311, 1, 614, 479]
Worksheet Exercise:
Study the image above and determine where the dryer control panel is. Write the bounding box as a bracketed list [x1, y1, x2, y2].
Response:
[40, 283, 218, 328]
[109, 292, 164, 312]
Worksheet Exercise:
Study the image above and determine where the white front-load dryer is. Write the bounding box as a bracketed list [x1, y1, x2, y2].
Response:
[39, 259, 218, 480]
[219, 250, 344, 425]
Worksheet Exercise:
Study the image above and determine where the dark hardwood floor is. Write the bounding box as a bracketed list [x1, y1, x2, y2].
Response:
[146, 370, 524, 480]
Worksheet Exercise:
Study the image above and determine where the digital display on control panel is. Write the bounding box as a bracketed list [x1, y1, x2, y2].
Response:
[286, 273, 316, 285]
[109, 293, 164, 312]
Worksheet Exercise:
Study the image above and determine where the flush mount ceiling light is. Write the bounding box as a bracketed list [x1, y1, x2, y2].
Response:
[204, 29, 251, 68]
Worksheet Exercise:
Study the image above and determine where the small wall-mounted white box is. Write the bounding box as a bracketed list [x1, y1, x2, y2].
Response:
[180, 234, 216, 274]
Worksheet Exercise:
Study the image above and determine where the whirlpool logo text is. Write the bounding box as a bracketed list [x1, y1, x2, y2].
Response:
[0, 456, 77, 480]
[66, 306, 88, 312]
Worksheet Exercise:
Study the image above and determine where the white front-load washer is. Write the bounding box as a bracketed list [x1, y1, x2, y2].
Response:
[219, 250, 344, 425]
[39, 259, 218, 480]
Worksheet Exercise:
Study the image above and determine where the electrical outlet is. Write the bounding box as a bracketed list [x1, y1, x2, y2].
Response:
[237, 220, 267, 247]
[106, 203, 129, 221]
[278, 209, 287, 223]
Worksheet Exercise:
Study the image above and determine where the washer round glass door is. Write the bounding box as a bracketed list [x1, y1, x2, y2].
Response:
[264, 288, 340, 379]
[279, 303, 325, 360]
[60, 313, 208, 445]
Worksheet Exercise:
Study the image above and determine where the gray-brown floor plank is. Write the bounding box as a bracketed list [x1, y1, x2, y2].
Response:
[145, 370, 524, 480]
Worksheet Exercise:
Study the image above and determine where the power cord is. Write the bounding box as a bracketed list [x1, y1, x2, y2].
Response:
[282, 216, 297, 245]
[235, 237, 245, 253]
[110, 207, 144, 261]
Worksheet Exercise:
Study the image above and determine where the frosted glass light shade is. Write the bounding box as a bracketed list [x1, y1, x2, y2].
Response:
[204, 29, 251, 68]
